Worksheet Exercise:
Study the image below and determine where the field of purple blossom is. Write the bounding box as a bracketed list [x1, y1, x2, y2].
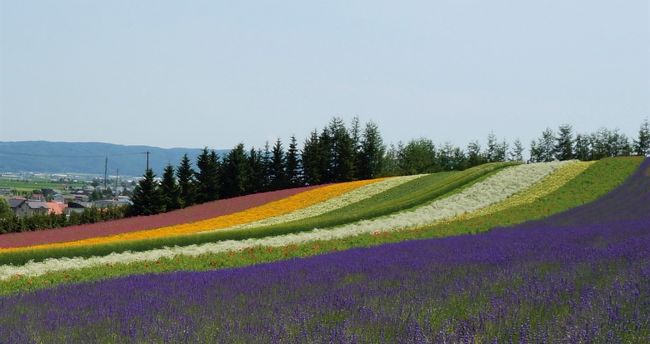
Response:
[0, 160, 648, 343]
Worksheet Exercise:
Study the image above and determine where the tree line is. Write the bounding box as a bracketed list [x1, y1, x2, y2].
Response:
[2, 117, 646, 230]
[129, 117, 386, 215]
[130, 117, 650, 217]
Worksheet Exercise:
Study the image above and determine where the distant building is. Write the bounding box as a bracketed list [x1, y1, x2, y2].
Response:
[8, 198, 29, 217]
[66, 201, 92, 215]
[26, 201, 49, 216]
[94, 197, 132, 208]
[46, 202, 67, 215]
[8, 198, 49, 217]
[30, 193, 45, 201]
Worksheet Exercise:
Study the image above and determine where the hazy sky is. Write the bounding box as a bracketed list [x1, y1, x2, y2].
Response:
[1, 0, 648, 150]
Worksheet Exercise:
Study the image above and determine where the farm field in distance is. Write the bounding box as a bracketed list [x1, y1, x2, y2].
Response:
[0, 156, 648, 343]
[0, 177, 86, 193]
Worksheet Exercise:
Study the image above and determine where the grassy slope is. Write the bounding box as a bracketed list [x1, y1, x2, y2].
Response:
[0, 157, 642, 295]
[0, 163, 510, 266]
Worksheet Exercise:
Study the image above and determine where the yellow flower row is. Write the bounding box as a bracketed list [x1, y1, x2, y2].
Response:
[451, 160, 595, 222]
[1, 178, 384, 254]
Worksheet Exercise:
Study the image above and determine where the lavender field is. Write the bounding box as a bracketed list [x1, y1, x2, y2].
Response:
[1, 160, 649, 343]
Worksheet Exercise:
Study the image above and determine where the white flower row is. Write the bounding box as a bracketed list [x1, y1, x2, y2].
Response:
[0, 162, 569, 280]
[216, 174, 425, 232]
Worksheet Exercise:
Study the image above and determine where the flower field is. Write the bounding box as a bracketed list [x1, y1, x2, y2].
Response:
[0, 162, 508, 266]
[0, 185, 322, 249]
[0, 160, 650, 343]
[0, 157, 647, 342]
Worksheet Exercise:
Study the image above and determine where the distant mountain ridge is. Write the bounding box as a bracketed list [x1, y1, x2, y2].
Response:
[0, 141, 228, 176]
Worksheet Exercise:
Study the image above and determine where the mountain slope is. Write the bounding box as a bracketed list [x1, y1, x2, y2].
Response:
[0, 141, 228, 176]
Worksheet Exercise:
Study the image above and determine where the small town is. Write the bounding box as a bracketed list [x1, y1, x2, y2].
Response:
[0, 172, 135, 219]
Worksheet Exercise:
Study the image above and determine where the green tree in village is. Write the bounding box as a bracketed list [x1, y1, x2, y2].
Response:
[176, 154, 196, 207]
[130, 169, 165, 216]
[0, 198, 12, 218]
[160, 164, 181, 211]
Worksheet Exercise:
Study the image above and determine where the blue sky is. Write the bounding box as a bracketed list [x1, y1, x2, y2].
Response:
[1, 0, 648, 150]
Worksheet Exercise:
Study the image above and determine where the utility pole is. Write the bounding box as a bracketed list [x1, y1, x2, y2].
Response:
[115, 168, 119, 191]
[104, 156, 108, 188]
[146, 151, 150, 171]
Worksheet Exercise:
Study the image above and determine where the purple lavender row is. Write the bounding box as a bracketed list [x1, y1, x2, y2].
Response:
[0, 159, 649, 343]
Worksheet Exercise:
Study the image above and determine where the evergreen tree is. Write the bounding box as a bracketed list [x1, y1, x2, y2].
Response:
[130, 169, 165, 216]
[485, 132, 499, 162]
[195, 148, 220, 203]
[590, 128, 630, 159]
[221, 143, 250, 198]
[380, 143, 402, 177]
[399, 138, 438, 174]
[269, 139, 288, 190]
[554, 124, 574, 161]
[496, 140, 508, 162]
[247, 148, 267, 194]
[301, 130, 322, 185]
[451, 146, 468, 170]
[574, 134, 592, 161]
[329, 117, 356, 182]
[261, 142, 272, 191]
[509, 138, 524, 162]
[466, 140, 485, 167]
[350, 116, 362, 178]
[634, 118, 650, 156]
[285, 135, 302, 186]
[357, 121, 385, 179]
[160, 164, 181, 211]
[437, 142, 455, 171]
[176, 154, 196, 207]
[530, 128, 556, 162]
[318, 127, 334, 183]
[485, 132, 507, 162]
[529, 139, 542, 163]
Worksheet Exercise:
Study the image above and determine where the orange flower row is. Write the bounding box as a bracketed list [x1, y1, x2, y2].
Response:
[0, 179, 381, 254]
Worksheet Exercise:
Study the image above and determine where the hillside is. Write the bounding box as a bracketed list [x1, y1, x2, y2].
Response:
[0, 157, 647, 342]
[0, 141, 228, 176]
